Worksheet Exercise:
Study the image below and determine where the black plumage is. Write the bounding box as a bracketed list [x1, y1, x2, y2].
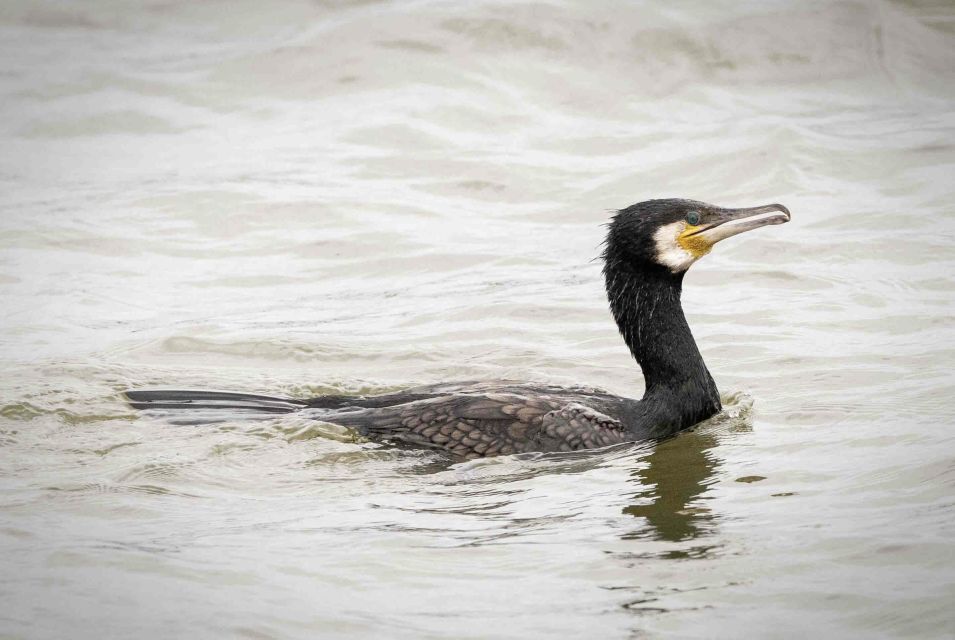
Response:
[126, 198, 790, 459]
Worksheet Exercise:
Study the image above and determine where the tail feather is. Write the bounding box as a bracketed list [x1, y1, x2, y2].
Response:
[124, 389, 307, 414]
[123, 388, 443, 429]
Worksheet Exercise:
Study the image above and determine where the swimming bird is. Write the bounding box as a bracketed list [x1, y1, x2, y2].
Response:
[126, 199, 790, 459]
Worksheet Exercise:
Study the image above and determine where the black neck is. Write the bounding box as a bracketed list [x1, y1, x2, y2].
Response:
[604, 259, 721, 436]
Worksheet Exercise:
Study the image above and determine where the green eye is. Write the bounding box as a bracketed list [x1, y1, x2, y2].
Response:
[686, 211, 701, 226]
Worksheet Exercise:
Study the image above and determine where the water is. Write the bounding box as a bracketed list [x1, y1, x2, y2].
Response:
[1, 0, 954, 637]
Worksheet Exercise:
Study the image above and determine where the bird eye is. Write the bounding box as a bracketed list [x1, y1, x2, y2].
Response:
[686, 211, 701, 226]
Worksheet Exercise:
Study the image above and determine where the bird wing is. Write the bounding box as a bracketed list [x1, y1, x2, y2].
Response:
[538, 403, 631, 450]
[325, 393, 629, 458]
[398, 380, 613, 397]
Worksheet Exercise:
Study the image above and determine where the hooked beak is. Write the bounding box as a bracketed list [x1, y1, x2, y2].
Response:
[687, 203, 791, 245]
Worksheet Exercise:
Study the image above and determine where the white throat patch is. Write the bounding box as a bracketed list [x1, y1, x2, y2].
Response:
[653, 221, 697, 273]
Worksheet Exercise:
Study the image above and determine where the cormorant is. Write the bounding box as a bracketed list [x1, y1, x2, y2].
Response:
[126, 199, 790, 459]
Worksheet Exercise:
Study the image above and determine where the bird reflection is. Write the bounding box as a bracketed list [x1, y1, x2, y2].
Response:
[622, 428, 719, 543]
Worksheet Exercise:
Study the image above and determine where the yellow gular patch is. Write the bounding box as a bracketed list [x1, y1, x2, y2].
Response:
[678, 224, 714, 259]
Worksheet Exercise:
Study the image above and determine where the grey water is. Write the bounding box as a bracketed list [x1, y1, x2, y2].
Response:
[1, 1, 954, 638]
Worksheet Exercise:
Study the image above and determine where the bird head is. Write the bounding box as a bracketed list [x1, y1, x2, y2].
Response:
[605, 198, 791, 274]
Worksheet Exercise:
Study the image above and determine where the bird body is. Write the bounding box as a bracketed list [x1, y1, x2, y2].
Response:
[126, 199, 790, 458]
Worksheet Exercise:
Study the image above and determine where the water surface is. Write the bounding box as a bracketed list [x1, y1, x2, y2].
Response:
[1, 1, 954, 638]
